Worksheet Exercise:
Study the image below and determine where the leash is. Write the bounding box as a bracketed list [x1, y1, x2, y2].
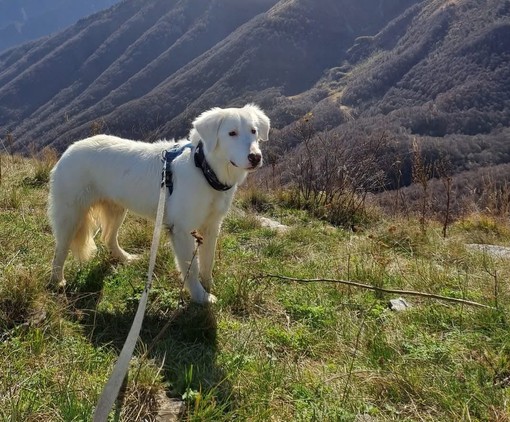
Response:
[93, 151, 172, 421]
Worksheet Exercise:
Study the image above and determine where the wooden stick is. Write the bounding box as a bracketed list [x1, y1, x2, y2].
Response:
[260, 273, 495, 309]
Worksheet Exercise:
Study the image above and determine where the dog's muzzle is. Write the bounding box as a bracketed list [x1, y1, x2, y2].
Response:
[248, 153, 262, 167]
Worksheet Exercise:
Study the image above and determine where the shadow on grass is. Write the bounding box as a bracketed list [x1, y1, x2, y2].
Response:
[65, 263, 231, 417]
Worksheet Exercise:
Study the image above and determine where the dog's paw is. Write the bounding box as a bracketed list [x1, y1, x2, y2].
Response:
[125, 253, 140, 262]
[113, 252, 140, 263]
[187, 279, 217, 304]
[190, 290, 217, 305]
[206, 293, 218, 304]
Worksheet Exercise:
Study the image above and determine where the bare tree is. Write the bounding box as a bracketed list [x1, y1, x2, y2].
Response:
[411, 138, 433, 233]
[284, 115, 388, 226]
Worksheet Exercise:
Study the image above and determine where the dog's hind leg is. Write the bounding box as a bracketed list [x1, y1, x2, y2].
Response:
[50, 205, 92, 287]
[51, 241, 70, 288]
[170, 229, 217, 304]
[96, 201, 137, 262]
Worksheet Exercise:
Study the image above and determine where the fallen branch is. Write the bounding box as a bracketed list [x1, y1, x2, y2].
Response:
[260, 274, 495, 310]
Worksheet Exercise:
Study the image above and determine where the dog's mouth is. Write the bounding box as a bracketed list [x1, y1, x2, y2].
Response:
[230, 160, 259, 171]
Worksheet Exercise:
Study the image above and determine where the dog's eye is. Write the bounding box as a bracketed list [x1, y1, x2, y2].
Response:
[228, 131, 237, 137]
[251, 129, 256, 134]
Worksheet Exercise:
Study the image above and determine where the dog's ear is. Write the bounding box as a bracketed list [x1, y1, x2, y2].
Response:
[192, 107, 225, 150]
[245, 104, 270, 141]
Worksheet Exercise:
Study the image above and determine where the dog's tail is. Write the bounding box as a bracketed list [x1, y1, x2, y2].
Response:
[69, 209, 98, 262]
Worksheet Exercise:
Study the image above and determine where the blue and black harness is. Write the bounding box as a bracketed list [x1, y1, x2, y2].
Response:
[162, 141, 233, 195]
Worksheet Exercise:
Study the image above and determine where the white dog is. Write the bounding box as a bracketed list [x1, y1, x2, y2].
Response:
[48, 104, 270, 303]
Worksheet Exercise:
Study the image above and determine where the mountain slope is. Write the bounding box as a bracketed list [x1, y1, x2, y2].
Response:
[259, 0, 510, 185]
[1, 0, 509, 169]
[0, 0, 418, 151]
[341, 0, 510, 135]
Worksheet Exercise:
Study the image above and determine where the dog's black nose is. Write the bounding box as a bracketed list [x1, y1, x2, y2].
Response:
[248, 153, 262, 166]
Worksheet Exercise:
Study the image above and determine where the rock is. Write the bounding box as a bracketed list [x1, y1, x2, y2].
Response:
[466, 244, 510, 259]
[388, 297, 411, 311]
[257, 216, 289, 233]
[156, 392, 185, 421]
[355, 415, 378, 422]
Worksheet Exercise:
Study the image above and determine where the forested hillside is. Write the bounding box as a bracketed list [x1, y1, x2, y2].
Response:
[0, 0, 419, 150]
[0, 0, 509, 194]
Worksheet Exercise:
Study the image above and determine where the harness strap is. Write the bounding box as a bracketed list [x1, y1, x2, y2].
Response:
[93, 155, 170, 421]
[164, 143, 193, 194]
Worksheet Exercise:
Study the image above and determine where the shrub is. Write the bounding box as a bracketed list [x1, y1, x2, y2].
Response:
[280, 116, 389, 227]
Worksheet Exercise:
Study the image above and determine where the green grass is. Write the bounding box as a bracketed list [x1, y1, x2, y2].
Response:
[1, 153, 510, 420]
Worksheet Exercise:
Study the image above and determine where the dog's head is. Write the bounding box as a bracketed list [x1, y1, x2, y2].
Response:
[192, 104, 270, 171]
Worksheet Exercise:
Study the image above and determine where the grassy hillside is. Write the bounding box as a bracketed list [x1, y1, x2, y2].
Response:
[1, 152, 509, 421]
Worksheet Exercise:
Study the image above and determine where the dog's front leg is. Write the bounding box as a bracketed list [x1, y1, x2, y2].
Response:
[199, 221, 221, 292]
[171, 229, 217, 304]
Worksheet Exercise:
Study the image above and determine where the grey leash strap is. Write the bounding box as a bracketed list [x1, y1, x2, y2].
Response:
[93, 156, 169, 422]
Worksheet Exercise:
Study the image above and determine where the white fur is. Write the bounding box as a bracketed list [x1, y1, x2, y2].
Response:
[48, 104, 270, 303]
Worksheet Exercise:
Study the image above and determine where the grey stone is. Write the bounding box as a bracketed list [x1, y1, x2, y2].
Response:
[388, 297, 411, 311]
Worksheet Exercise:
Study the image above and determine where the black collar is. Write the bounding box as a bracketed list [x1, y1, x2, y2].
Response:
[194, 141, 233, 192]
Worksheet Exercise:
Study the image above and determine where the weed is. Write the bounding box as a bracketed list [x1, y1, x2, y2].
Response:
[455, 213, 510, 243]
[2, 186, 22, 209]
[238, 185, 275, 213]
[223, 212, 261, 233]
[0, 266, 45, 330]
